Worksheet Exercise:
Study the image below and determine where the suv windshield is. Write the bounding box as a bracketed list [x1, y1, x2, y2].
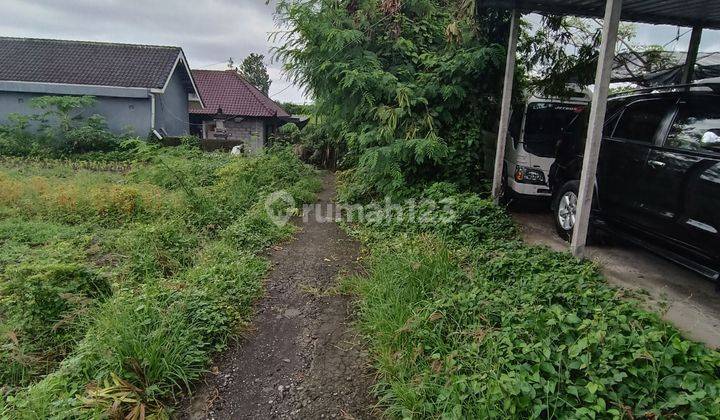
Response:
[523, 102, 587, 158]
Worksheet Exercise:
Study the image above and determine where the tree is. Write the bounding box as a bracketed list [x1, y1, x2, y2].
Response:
[239, 53, 272, 95]
[515, 16, 671, 95]
[279, 102, 315, 115]
[273, 1, 673, 199]
[275, 0, 510, 199]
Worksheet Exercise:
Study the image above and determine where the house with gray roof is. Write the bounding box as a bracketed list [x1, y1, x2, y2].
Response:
[0, 37, 203, 138]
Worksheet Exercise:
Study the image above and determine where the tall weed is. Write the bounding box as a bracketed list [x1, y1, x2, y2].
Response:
[0, 146, 320, 418]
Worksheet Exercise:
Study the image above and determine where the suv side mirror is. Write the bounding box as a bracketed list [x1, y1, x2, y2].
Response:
[701, 130, 720, 147]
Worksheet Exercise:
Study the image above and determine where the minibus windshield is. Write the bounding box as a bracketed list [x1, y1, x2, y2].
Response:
[523, 102, 587, 158]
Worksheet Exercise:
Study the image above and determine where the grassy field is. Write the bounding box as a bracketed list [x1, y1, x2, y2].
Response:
[0, 145, 320, 418]
[343, 182, 720, 419]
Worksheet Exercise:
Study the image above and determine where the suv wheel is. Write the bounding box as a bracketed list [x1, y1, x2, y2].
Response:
[553, 180, 580, 241]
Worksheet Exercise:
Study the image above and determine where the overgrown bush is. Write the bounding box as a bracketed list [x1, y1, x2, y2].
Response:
[0, 263, 110, 387]
[0, 146, 320, 418]
[292, 121, 349, 169]
[270, 123, 302, 147]
[275, 0, 514, 200]
[345, 190, 720, 418]
[0, 95, 123, 157]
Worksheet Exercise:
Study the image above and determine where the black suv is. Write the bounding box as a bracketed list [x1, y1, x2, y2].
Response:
[549, 85, 720, 281]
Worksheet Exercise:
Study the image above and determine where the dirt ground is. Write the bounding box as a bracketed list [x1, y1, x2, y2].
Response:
[511, 203, 720, 349]
[180, 173, 377, 419]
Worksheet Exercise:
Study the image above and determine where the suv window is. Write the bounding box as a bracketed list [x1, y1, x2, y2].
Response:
[665, 96, 720, 152]
[613, 99, 674, 143]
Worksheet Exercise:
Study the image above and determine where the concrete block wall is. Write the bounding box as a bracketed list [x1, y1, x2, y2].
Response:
[206, 118, 266, 154]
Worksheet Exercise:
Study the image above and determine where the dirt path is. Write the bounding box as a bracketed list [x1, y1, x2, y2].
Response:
[182, 173, 376, 419]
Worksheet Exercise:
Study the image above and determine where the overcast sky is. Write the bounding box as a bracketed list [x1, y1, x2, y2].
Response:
[2, 0, 719, 104]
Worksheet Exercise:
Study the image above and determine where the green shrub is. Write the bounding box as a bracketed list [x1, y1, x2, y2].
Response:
[179, 135, 201, 149]
[0, 217, 84, 246]
[0, 264, 110, 386]
[270, 123, 302, 147]
[221, 208, 295, 253]
[181, 247, 267, 346]
[356, 183, 516, 245]
[0, 147, 320, 418]
[127, 150, 231, 190]
[275, 0, 510, 198]
[61, 115, 120, 154]
[0, 114, 52, 158]
[0, 95, 124, 157]
[347, 193, 720, 419]
[214, 147, 315, 193]
[114, 220, 199, 282]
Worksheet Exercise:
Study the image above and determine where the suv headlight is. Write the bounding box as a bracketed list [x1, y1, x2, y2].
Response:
[514, 166, 546, 185]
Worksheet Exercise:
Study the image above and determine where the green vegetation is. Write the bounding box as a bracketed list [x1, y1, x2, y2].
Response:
[275, 0, 509, 199]
[343, 186, 720, 418]
[0, 144, 320, 418]
[0, 95, 127, 157]
[279, 102, 314, 116]
[238, 53, 272, 95]
[272, 3, 720, 416]
[274, 1, 673, 197]
[0, 3, 712, 418]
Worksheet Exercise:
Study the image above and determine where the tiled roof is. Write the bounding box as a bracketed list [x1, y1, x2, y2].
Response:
[0, 37, 182, 89]
[190, 70, 289, 118]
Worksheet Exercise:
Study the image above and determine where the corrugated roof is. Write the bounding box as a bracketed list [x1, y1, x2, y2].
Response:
[0, 37, 185, 89]
[190, 70, 290, 118]
[613, 51, 720, 84]
[479, 0, 720, 30]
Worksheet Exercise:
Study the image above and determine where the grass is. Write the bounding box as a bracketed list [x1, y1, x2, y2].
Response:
[0, 144, 321, 418]
[343, 183, 720, 419]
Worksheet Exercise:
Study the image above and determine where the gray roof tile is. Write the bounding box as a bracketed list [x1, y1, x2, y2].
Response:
[0, 37, 182, 89]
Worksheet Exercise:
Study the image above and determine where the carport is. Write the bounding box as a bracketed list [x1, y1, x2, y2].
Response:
[484, 0, 720, 258]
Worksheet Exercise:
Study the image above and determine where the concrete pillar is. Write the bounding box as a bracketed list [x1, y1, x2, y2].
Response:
[491, 9, 521, 204]
[681, 27, 703, 85]
[570, 0, 623, 257]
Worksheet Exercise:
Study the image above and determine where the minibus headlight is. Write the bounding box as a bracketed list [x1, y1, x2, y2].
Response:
[514, 166, 546, 185]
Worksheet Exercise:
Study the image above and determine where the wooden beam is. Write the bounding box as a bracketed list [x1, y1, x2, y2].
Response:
[681, 27, 703, 85]
[570, 0, 623, 258]
[492, 9, 521, 204]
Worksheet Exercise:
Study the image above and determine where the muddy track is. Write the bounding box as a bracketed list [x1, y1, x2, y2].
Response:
[181, 172, 377, 419]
